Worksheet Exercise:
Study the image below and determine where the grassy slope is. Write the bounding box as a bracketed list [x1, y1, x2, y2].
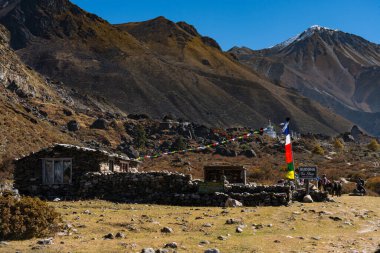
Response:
[0, 196, 379, 252]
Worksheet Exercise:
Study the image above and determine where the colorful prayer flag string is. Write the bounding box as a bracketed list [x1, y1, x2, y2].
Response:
[137, 131, 259, 161]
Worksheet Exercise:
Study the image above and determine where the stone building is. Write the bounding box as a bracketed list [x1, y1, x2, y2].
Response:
[14, 144, 141, 198]
[204, 165, 247, 184]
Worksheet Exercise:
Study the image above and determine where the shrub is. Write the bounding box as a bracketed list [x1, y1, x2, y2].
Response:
[333, 138, 344, 151]
[0, 157, 14, 181]
[312, 144, 325, 155]
[239, 143, 251, 151]
[367, 176, 380, 195]
[340, 182, 357, 195]
[0, 195, 61, 240]
[367, 139, 380, 152]
[134, 125, 147, 149]
[172, 136, 187, 151]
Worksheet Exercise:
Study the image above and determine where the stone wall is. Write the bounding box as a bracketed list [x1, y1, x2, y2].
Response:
[75, 171, 291, 206]
[78, 171, 197, 199]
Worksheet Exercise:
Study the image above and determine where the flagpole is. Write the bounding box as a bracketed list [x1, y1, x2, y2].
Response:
[281, 117, 295, 181]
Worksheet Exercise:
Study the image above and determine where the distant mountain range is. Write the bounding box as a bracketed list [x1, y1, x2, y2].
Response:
[1, 0, 373, 139]
[229, 25, 380, 135]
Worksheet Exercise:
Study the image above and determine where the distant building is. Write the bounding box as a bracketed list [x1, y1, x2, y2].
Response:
[264, 120, 277, 139]
[14, 144, 141, 198]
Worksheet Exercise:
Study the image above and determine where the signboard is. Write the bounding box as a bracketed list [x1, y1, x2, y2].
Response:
[198, 181, 225, 194]
[298, 166, 318, 180]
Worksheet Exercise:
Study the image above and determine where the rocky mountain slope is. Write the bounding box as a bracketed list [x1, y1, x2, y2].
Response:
[0, 22, 76, 162]
[0, 20, 131, 164]
[0, 0, 352, 136]
[229, 25, 380, 135]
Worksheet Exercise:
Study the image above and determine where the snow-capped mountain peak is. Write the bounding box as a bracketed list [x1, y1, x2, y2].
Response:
[271, 25, 339, 50]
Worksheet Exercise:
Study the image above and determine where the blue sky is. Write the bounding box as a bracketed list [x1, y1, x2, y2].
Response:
[71, 0, 380, 50]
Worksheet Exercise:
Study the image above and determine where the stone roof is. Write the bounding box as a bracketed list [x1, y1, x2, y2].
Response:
[16, 143, 142, 163]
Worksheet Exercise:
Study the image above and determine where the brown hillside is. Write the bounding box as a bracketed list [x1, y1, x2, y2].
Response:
[0, 22, 132, 164]
[0, 0, 352, 135]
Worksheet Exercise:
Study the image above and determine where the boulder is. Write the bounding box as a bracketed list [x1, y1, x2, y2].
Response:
[201, 59, 211, 66]
[343, 133, 355, 142]
[217, 235, 227, 241]
[63, 109, 73, 116]
[194, 125, 211, 138]
[122, 146, 140, 159]
[225, 198, 243, 207]
[303, 194, 313, 203]
[115, 232, 125, 238]
[215, 146, 238, 157]
[127, 114, 149, 120]
[204, 249, 220, 253]
[160, 227, 173, 233]
[242, 149, 256, 158]
[90, 118, 108, 130]
[103, 233, 114, 239]
[141, 248, 155, 253]
[67, 120, 80, 132]
[37, 238, 53, 245]
[156, 249, 169, 253]
[164, 242, 177, 248]
[225, 218, 242, 225]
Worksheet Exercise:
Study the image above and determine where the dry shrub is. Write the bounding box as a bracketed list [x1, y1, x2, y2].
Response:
[333, 138, 344, 151]
[0, 195, 61, 240]
[341, 182, 356, 195]
[248, 167, 281, 184]
[312, 144, 325, 155]
[367, 139, 380, 152]
[0, 157, 14, 181]
[367, 176, 380, 195]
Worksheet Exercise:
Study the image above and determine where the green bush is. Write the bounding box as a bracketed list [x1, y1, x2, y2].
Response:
[134, 125, 147, 149]
[172, 136, 187, 151]
[0, 195, 61, 240]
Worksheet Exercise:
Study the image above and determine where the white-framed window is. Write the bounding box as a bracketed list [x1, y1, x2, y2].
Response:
[42, 158, 72, 185]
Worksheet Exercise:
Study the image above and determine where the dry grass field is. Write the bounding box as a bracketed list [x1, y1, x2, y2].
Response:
[1, 196, 379, 253]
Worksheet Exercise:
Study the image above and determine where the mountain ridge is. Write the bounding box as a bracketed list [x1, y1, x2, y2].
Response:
[0, 1, 352, 136]
[229, 25, 380, 135]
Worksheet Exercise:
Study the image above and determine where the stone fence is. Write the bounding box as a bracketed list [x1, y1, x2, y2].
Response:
[78, 171, 197, 199]
[76, 171, 291, 206]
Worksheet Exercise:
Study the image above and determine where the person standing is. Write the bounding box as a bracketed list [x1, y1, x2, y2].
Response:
[321, 174, 330, 191]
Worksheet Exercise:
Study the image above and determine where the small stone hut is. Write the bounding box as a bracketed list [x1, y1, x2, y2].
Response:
[204, 165, 247, 185]
[14, 144, 141, 198]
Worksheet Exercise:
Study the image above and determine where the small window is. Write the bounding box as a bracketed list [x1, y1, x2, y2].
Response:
[109, 160, 114, 171]
[42, 159, 72, 185]
[121, 162, 129, 172]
